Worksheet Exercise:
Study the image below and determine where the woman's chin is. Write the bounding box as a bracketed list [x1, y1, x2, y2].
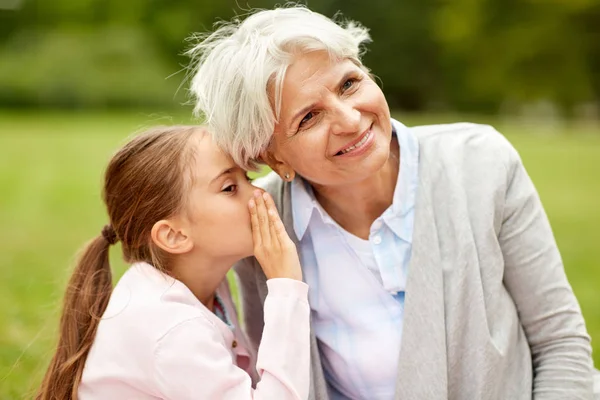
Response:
[347, 143, 391, 177]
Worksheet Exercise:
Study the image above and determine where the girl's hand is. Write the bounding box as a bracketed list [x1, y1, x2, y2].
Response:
[249, 190, 302, 281]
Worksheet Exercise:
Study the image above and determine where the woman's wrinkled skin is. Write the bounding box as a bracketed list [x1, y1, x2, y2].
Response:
[263, 51, 399, 239]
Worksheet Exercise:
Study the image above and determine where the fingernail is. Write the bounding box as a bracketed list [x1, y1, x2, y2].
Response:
[262, 192, 269, 200]
[254, 190, 262, 198]
[248, 199, 255, 208]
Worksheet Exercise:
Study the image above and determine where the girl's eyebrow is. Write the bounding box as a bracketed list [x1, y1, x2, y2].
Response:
[209, 166, 236, 184]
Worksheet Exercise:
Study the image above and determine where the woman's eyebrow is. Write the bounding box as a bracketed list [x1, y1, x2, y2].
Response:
[288, 67, 356, 129]
[333, 70, 356, 91]
[290, 103, 317, 128]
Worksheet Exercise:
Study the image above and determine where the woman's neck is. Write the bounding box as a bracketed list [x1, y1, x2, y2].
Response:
[312, 137, 400, 240]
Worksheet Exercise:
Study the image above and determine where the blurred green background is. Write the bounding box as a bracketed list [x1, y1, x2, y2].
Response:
[0, 0, 599, 398]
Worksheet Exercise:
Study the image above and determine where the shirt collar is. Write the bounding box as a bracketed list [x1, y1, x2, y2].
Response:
[389, 119, 419, 217]
[383, 118, 420, 243]
[291, 176, 318, 240]
[291, 118, 419, 241]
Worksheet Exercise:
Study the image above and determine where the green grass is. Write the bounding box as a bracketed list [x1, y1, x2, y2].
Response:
[0, 111, 598, 398]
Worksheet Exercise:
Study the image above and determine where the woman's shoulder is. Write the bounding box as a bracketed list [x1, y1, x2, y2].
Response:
[409, 122, 520, 174]
[412, 122, 514, 154]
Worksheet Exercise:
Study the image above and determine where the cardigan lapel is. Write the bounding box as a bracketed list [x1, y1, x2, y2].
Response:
[394, 164, 448, 399]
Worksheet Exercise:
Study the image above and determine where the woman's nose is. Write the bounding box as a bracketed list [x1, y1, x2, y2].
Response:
[331, 101, 361, 135]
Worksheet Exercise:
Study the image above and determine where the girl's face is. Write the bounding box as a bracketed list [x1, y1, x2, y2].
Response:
[267, 51, 392, 188]
[182, 135, 258, 261]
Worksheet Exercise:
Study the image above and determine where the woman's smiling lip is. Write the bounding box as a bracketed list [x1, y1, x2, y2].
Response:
[333, 124, 374, 157]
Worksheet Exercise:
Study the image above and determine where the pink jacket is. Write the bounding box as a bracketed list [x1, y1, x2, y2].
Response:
[79, 262, 310, 399]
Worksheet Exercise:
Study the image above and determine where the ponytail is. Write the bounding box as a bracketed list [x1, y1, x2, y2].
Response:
[37, 226, 116, 400]
[36, 126, 200, 398]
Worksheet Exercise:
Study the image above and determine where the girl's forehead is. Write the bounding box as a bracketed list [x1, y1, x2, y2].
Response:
[189, 135, 234, 179]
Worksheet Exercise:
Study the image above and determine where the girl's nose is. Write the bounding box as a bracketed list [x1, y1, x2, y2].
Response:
[244, 178, 264, 200]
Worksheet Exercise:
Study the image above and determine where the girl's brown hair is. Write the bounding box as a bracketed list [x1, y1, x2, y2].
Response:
[36, 125, 201, 400]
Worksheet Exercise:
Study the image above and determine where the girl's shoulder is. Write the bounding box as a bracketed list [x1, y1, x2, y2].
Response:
[81, 266, 233, 397]
[99, 263, 219, 345]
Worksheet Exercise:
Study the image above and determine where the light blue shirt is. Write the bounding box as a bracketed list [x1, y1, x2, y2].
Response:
[291, 119, 419, 400]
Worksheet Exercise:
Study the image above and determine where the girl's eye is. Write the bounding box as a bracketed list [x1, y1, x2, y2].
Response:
[222, 184, 237, 193]
[299, 111, 314, 128]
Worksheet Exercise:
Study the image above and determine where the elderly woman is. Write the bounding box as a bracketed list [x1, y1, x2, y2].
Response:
[188, 6, 598, 400]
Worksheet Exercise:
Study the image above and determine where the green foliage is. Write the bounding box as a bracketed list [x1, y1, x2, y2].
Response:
[0, 27, 182, 108]
[434, 0, 599, 111]
[1, 0, 599, 113]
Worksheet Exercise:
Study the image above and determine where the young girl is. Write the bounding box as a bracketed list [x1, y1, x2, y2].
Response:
[36, 126, 310, 400]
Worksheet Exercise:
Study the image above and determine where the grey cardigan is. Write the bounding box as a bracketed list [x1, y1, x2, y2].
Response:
[234, 122, 598, 399]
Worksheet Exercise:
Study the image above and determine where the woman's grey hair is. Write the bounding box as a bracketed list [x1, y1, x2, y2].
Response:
[187, 5, 371, 170]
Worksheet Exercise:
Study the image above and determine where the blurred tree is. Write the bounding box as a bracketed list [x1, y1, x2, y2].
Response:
[0, 0, 598, 115]
[434, 0, 598, 113]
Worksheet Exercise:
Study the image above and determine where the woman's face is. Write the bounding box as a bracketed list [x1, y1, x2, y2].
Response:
[266, 51, 392, 187]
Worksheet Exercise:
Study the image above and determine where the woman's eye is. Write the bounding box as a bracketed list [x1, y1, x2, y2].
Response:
[342, 78, 355, 92]
[222, 184, 237, 193]
[299, 112, 314, 127]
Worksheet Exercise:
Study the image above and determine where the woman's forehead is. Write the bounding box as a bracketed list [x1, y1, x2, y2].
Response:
[286, 53, 353, 86]
[281, 54, 357, 107]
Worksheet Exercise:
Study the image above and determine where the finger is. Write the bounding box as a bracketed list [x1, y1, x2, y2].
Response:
[254, 190, 271, 246]
[273, 214, 290, 245]
[248, 198, 261, 247]
[267, 209, 280, 249]
[263, 192, 282, 247]
[263, 192, 288, 246]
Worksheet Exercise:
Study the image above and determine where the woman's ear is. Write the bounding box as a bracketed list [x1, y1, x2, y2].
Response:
[151, 219, 193, 255]
[260, 147, 296, 182]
